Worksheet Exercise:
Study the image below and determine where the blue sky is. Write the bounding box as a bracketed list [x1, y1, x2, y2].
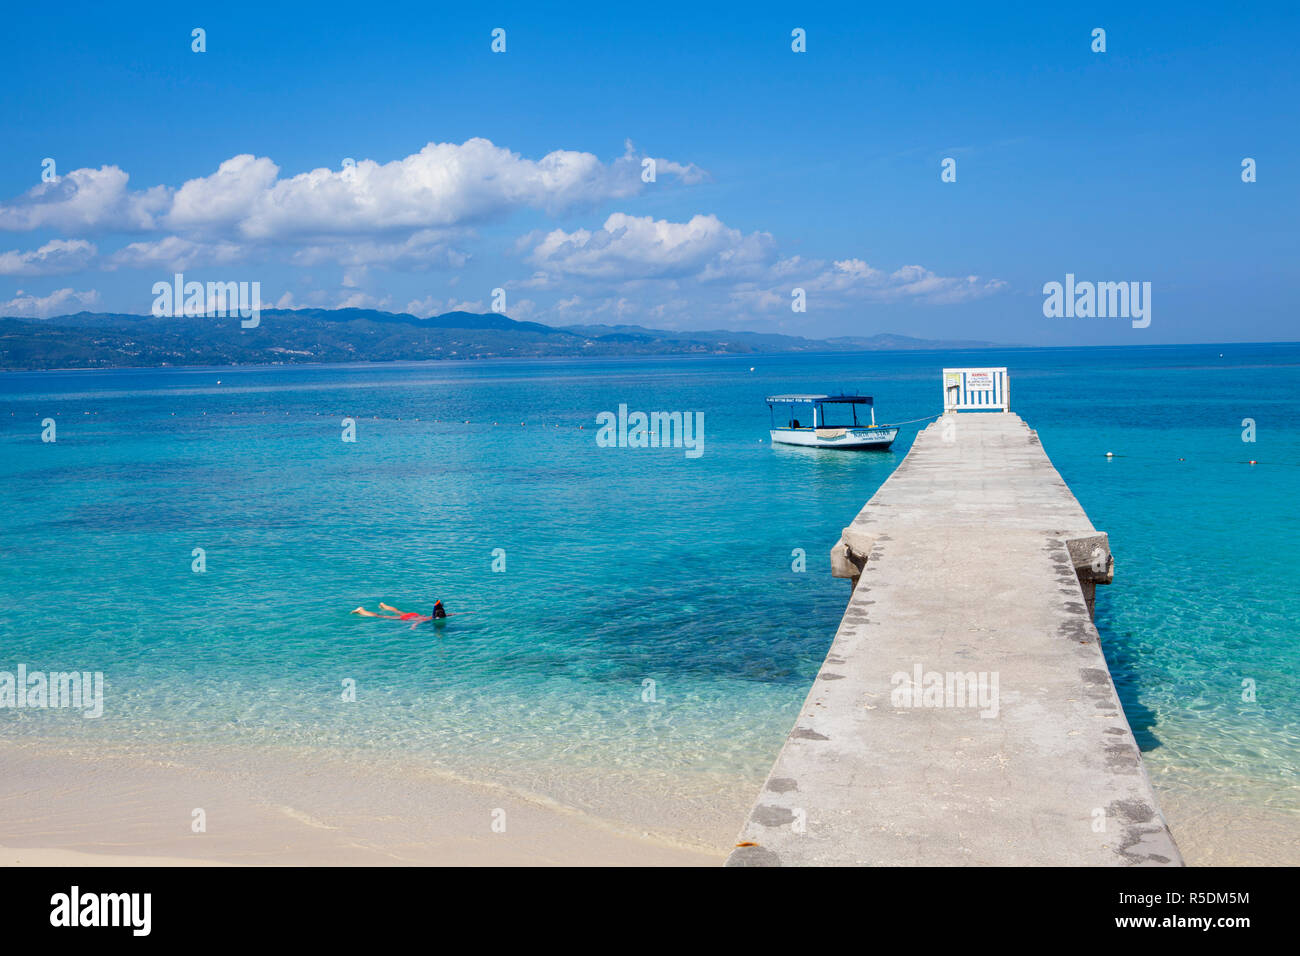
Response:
[0, 1, 1295, 345]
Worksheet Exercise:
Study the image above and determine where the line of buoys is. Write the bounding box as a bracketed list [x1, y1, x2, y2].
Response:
[1108, 452, 1284, 466]
[226, 416, 590, 428]
[124, 414, 636, 433]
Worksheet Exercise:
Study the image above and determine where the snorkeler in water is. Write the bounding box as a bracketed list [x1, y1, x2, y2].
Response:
[351, 601, 439, 627]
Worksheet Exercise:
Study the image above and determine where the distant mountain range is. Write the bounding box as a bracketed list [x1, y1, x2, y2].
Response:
[0, 308, 1002, 370]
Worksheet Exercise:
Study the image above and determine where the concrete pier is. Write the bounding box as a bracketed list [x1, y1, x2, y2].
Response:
[728, 413, 1181, 866]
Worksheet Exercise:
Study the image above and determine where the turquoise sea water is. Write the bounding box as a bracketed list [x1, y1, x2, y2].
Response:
[1, 346, 1297, 826]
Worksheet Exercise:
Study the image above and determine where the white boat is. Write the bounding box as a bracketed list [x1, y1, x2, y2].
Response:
[766, 394, 899, 450]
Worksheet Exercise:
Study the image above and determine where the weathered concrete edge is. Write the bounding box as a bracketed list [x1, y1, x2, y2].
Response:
[1030, 433, 1183, 868]
[727, 427, 934, 868]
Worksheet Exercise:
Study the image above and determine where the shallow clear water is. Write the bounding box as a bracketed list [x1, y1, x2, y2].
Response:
[1, 346, 1297, 820]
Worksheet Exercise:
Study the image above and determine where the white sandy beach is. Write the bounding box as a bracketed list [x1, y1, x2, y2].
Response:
[1, 736, 1293, 867]
[0, 738, 725, 866]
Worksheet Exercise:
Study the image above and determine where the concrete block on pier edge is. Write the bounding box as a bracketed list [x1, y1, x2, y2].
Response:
[1061, 532, 1115, 619]
[1064, 531, 1115, 586]
[830, 527, 877, 583]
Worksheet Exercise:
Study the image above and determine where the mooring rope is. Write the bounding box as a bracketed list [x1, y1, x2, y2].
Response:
[885, 413, 943, 427]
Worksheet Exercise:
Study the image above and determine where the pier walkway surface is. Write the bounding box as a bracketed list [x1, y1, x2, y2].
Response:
[728, 413, 1182, 866]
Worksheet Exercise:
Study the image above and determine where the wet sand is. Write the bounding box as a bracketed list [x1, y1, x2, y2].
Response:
[1153, 784, 1299, 867]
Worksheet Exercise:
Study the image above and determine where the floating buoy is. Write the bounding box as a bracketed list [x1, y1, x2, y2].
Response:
[1105, 452, 1114, 458]
[1249, 460, 1257, 465]
[749, 367, 755, 372]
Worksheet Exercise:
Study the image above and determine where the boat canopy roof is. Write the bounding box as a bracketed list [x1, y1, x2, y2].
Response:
[765, 393, 873, 405]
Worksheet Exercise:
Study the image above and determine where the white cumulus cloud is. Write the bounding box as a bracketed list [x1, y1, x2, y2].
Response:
[0, 287, 102, 318]
[404, 296, 489, 318]
[0, 167, 167, 232]
[108, 236, 247, 271]
[0, 140, 704, 244]
[516, 213, 1006, 325]
[291, 230, 470, 271]
[0, 239, 98, 276]
[528, 213, 776, 281]
[790, 258, 1008, 307]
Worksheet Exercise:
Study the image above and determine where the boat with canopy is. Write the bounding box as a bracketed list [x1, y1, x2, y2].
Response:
[765, 394, 899, 450]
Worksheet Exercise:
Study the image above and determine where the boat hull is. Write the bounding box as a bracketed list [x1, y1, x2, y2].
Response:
[770, 426, 898, 450]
